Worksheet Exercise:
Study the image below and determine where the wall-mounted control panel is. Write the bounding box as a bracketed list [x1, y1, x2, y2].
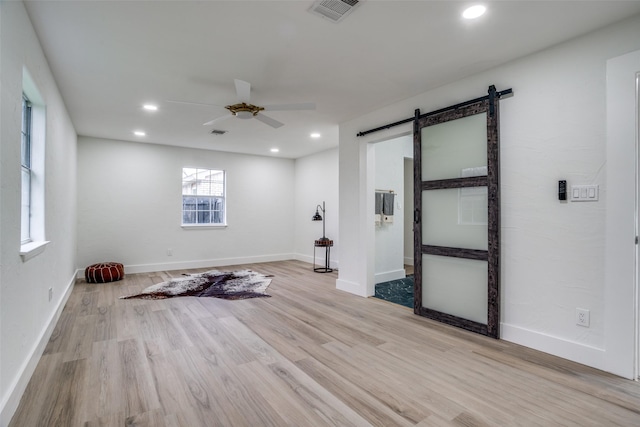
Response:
[570, 184, 599, 202]
[558, 180, 567, 201]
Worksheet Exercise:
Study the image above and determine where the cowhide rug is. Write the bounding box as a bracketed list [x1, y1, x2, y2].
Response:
[120, 269, 272, 300]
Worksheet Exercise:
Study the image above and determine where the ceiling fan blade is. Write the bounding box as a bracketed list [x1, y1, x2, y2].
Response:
[234, 79, 251, 103]
[203, 115, 231, 126]
[167, 99, 222, 108]
[262, 102, 316, 111]
[254, 113, 284, 129]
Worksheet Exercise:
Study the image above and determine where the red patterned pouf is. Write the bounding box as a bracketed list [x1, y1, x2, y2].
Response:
[85, 262, 124, 283]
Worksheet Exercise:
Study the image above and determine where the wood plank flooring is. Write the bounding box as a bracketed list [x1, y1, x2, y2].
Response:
[9, 260, 640, 426]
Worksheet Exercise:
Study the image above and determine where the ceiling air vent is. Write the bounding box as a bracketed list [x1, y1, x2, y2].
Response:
[210, 129, 227, 135]
[309, 0, 361, 23]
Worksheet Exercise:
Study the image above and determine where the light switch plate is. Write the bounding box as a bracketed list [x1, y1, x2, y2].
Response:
[570, 185, 599, 202]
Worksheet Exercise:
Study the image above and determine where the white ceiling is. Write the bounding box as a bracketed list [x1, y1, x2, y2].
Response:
[24, 0, 640, 159]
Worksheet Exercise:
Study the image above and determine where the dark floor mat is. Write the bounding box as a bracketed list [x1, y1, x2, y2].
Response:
[374, 275, 413, 308]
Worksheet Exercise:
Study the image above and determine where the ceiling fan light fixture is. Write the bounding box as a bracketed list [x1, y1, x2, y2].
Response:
[196, 80, 314, 128]
[225, 102, 264, 119]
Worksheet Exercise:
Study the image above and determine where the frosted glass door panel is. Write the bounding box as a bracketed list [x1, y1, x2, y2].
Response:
[421, 113, 487, 181]
[422, 255, 488, 324]
[422, 188, 488, 250]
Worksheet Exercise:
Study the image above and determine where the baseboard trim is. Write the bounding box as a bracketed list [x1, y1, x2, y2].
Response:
[403, 257, 414, 266]
[81, 253, 297, 277]
[336, 278, 368, 297]
[501, 323, 605, 371]
[375, 269, 406, 284]
[1, 269, 78, 427]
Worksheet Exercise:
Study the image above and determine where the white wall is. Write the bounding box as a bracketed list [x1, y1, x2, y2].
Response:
[337, 14, 640, 377]
[294, 148, 339, 268]
[403, 157, 414, 266]
[374, 138, 406, 283]
[1, 2, 78, 424]
[77, 137, 296, 272]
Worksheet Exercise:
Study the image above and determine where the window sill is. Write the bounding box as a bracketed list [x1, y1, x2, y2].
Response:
[20, 240, 50, 262]
[181, 224, 227, 229]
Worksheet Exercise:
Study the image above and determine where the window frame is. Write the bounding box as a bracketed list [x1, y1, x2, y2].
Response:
[181, 167, 227, 228]
[20, 68, 49, 261]
[21, 94, 33, 244]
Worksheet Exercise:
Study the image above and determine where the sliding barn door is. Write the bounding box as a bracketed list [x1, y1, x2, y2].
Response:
[413, 96, 500, 338]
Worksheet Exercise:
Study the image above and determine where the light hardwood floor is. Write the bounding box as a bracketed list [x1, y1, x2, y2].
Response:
[9, 260, 640, 426]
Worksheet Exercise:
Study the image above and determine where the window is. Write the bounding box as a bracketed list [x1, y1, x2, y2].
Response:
[21, 94, 32, 243]
[182, 168, 226, 225]
[20, 68, 49, 261]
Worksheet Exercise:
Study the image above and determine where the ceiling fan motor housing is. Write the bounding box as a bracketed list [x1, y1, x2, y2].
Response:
[226, 102, 264, 119]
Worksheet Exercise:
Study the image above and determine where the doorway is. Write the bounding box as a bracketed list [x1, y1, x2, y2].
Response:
[372, 135, 414, 308]
[605, 49, 640, 380]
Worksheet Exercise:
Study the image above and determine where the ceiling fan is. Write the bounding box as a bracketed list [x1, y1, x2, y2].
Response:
[169, 79, 315, 129]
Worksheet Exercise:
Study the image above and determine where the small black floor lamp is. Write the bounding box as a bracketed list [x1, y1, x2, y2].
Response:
[312, 201, 329, 243]
[312, 201, 333, 272]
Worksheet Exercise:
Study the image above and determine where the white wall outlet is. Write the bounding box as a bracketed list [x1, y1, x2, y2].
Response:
[48, 287, 53, 302]
[167, 248, 173, 256]
[576, 308, 590, 327]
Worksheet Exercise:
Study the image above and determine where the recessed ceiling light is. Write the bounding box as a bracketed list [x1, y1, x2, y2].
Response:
[143, 104, 158, 111]
[310, 133, 321, 138]
[270, 148, 279, 153]
[462, 5, 486, 19]
[134, 130, 146, 137]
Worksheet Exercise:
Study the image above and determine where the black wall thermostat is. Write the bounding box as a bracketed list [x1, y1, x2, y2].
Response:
[559, 180, 567, 201]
